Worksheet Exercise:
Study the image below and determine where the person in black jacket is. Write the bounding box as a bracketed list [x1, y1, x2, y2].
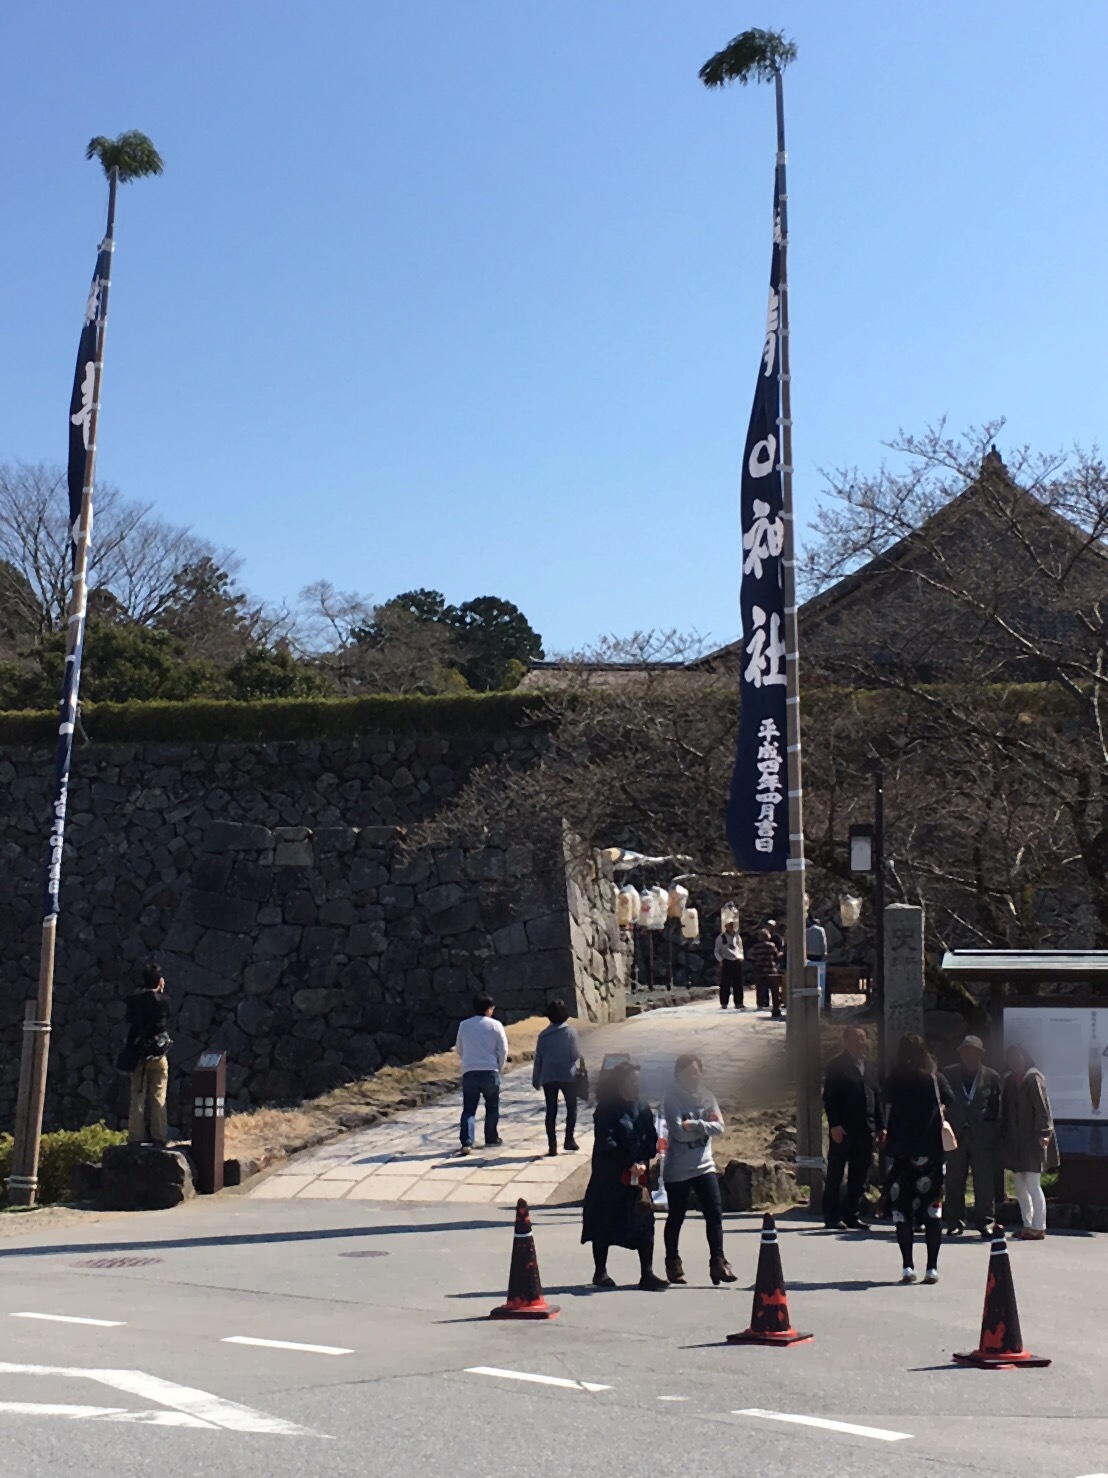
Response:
[581, 1060, 668, 1291]
[884, 1033, 955, 1284]
[822, 1026, 885, 1229]
[120, 962, 172, 1145]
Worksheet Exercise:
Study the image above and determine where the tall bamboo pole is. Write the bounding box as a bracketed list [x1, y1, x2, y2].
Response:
[9, 171, 118, 1208]
[772, 74, 822, 1200]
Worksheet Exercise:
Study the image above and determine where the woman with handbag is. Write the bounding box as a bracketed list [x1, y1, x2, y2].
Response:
[531, 999, 583, 1156]
[1001, 1043, 1059, 1240]
[581, 1059, 668, 1290]
[882, 1033, 955, 1285]
[662, 1054, 735, 1286]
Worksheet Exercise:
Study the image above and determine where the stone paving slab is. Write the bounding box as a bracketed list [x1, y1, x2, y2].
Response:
[248, 1000, 782, 1206]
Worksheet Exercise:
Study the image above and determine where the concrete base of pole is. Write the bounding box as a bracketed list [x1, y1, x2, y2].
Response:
[11, 916, 59, 1209]
[792, 968, 825, 1202]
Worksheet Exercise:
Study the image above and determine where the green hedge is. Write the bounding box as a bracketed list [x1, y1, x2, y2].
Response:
[0, 678, 1068, 751]
[0, 1123, 125, 1206]
[0, 692, 547, 748]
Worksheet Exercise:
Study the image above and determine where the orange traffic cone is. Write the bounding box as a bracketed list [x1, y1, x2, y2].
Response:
[489, 1199, 560, 1321]
[727, 1213, 812, 1347]
[953, 1233, 1050, 1369]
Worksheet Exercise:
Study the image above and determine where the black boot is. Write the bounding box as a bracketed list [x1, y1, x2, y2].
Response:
[638, 1269, 669, 1292]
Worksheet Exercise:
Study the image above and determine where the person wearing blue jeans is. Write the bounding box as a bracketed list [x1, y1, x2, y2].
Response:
[454, 992, 509, 1155]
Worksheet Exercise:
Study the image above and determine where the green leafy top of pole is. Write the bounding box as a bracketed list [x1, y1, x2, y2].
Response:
[85, 130, 164, 182]
[698, 28, 797, 88]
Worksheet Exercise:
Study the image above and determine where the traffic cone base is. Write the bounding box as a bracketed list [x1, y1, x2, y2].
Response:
[727, 1327, 813, 1347]
[490, 1299, 560, 1321]
[488, 1199, 559, 1321]
[727, 1213, 812, 1350]
[950, 1235, 1048, 1370]
[952, 1349, 1050, 1369]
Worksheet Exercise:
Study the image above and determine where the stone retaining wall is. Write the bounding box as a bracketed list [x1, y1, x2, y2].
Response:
[0, 733, 625, 1131]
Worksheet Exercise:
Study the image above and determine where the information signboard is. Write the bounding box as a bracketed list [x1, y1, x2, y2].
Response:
[1004, 1005, 1105, 1122]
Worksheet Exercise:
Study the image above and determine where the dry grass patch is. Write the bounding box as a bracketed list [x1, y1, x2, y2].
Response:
[224, 1016, 556, 1171]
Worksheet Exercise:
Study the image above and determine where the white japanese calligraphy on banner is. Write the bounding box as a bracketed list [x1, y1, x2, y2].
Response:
[726, 182, 789, 873]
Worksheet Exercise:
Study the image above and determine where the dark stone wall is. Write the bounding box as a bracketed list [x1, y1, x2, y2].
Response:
[0, 730, 627, 1132]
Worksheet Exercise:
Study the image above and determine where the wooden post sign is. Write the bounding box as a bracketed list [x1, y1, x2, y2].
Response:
[190, 1050, 226, 1195]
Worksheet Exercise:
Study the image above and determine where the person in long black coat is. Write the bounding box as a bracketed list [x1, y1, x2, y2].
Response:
[581, 1060, 668, 1291]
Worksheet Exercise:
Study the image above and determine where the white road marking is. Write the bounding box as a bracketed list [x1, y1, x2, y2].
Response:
[11, 1312, 124, 1328]
[734, 1409, 913, 1443]
[0, 1403, 127, 1420]
[222, 1336, 353, 1356]
[101, 1409, 214, 1427]
[657, 1395, 689, 1402]
[0, 1402, 212, 1427]
[0, 1364, 318, 1436]
[465, 1366, 611, 1393]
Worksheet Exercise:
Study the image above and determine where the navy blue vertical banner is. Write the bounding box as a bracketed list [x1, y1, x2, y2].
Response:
[67, 243, 110, 542]
[725, 184, 788, 872]
[43, 242, 110, 918]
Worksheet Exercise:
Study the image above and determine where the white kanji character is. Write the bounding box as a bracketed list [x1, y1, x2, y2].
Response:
[71, 361, 95, 448]
[747, 435, 777, 481]
[84, 277, 103, 327]
[743, 498, 784, 580]
[762, 286, 779, 378]
[744, 605, 787, 688]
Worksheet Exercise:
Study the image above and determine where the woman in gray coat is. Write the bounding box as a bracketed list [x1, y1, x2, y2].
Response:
[1001, 1043, 1060, 1240]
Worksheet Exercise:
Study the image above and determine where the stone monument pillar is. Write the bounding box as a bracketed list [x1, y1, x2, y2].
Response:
[883, 903, 926, 1044]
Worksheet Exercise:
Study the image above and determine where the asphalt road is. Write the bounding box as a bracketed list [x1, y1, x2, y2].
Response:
[0, 1193, 1101, 1477]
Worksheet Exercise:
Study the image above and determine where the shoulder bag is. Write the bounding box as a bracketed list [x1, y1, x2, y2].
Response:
[935, 1077, 958, 1153]
[574, 1059, 590, 1102]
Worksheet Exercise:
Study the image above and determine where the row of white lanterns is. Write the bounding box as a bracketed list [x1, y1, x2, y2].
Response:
[616, 883, 700, 940]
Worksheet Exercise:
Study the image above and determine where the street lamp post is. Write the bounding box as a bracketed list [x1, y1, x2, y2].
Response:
[873, 767, 886, 1066]
[848, 770, 887, 1067]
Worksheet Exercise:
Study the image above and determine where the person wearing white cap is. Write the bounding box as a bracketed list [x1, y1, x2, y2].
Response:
[943, 1035, 1002, 1237]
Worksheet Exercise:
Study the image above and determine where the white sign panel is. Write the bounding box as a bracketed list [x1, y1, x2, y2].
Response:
[1004, 1006, 1106, 1122]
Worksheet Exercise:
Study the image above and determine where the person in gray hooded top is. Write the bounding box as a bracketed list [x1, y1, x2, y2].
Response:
[532, 999, 583, 1156]
[662, 1054, 736, 1286]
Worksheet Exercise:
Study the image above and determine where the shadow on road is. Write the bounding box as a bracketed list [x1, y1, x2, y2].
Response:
[782, 1279, 888, 1291]
[0, 1219, 510, 1259]
[447, 1282, 618, 1299]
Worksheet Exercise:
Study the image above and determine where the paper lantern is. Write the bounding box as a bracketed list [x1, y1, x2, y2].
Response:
[616, 885, 641, 927]
[646, 886, 669, 931]
[638, 889, 659, 930]
[667, 882, 689, 919]
[839, 893, 863, 929]
[680, 906, 700, 941]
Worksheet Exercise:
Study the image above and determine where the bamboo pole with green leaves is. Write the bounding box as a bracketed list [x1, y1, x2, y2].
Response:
[10, 132, 163, 1207]
[700, 32, 823, 1197]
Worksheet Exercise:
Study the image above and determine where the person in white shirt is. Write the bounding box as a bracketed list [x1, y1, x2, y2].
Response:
[806, 916, 829, 1008]
[714, 920, 745, 1010]
[454, 993, 509, 1155]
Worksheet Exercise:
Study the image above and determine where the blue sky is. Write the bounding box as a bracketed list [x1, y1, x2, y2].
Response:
[4, 2, 1107, 655]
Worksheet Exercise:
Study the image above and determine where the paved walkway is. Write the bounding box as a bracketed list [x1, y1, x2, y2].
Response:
[250, 999, 783, 1208]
